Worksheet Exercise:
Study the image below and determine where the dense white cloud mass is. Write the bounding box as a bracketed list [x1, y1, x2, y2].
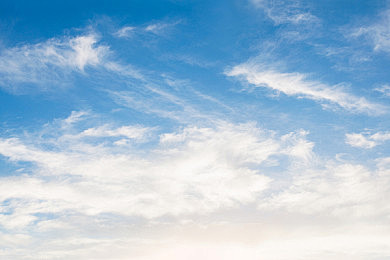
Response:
[0, 114, 292, 222]
[0, 113, 389, 259]
[226, 62, 384, 114]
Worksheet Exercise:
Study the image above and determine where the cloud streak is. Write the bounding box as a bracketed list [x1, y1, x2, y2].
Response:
[226, 62, 384, 114]
[114, 26, 135, 38]
[114, 20, 180, 38]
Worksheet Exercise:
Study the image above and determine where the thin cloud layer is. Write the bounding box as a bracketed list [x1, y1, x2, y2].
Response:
[114, 26, 135, 38]
[0, 34, 108, 91]
[114, 20, 180, 38]
[351, 9, 390, 54]
[250, 0, 318, 25]
[226, 62, 384, 114]
[259, 162, 390, 218]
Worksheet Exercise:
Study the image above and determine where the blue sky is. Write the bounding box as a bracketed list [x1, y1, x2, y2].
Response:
[1, 0, 390, 259]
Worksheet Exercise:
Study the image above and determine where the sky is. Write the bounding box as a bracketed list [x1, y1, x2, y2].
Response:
[0, 0, 390, 259]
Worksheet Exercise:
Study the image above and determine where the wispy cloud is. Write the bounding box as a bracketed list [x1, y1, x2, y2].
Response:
[162, 53, 217, 68]
[114, 26, 135, 38]
[109, 76, 233, 124]
[351, 9, 390, 54]
[63, 110, 89, 124]
[375, 84, 390, 97]
[144, 20, 180, 35]
[0, 29, 157, 93]
[145, 23, 168, 33]
[250, 0, 319, 25]
[346, 131, 390, 149]
[0, 34, 108, 91]
[114, 20, 181, 39]
[225, 62, 385, 114]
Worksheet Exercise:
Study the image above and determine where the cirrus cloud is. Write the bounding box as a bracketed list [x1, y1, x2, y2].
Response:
[226, 62, 385, 115]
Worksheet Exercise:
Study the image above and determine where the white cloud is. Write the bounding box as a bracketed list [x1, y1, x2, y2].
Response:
[346, 131, 390, 149]
[144, 21, 180, 35]
[114, 26, 135, 38]
[71, 36, 104, 70]
[258, 162, 390, 218]
[0, 113, 390, 259]
[145, 23, 167, 33]
[250, 0, 318, 25]
[0, 34, 108, 91]
[345, 133, 377, 149]
[103, 61, 145, 80]
[63, 110, 89, 125]
[226, 62, 384, 114]
[109, 84, 226, 123]
[0, 113, 318, 227]
[0, 117, 301, 220]
[375, 84, 390, 97]
[376, 156, 390, 170]
[351, 9, 390, 54]
[80, 125, 150, 140]
[3, 229, 390, 260]
[370, 131, 390, 141]
[114, 21, 180, 39]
